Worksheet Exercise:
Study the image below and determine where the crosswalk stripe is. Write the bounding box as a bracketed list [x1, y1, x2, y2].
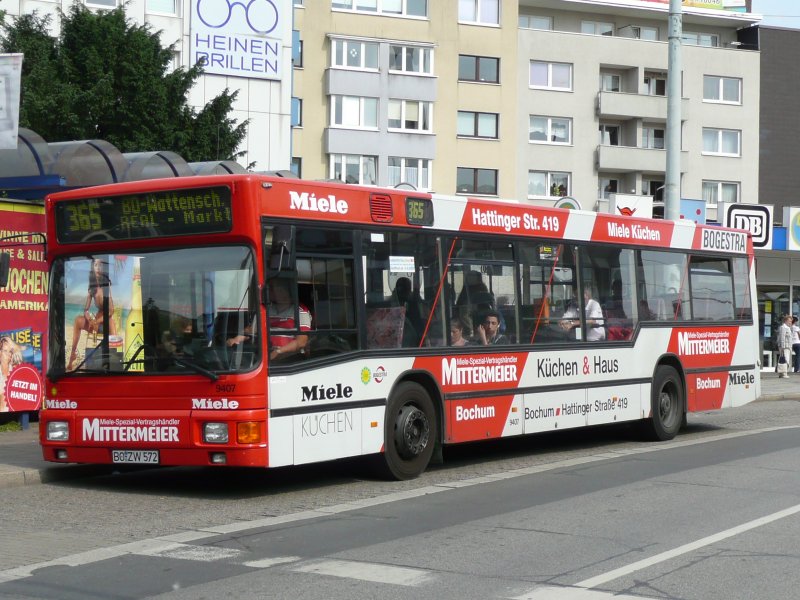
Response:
[136, 543, 242, 562]
[292, 559, 432, 586]
[244, 556, 302, 569]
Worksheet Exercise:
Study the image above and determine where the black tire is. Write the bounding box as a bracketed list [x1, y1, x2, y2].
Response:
[379, 381, 437, 480]
[643, 365, 684, 441]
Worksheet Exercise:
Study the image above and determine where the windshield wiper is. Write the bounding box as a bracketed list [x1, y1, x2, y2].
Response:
[172, 356, 219, 382]
[124, 341, 219, 381]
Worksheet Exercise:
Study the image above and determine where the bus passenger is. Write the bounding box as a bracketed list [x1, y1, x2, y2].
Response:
[477, 310, 509, 345]
[68, 258, 116, 371]
[391, 276, 424, 345]
[560, 288, 605, 341]
[450, 317, 474, 347]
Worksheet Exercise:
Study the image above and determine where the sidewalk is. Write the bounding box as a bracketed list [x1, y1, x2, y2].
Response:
[1, 372, 798, 489]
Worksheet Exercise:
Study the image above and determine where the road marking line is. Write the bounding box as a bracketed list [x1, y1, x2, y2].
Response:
[243, 556, 302, 569]
[514, 585, 658, 599]
[292, 559, 432, 586]
[1, 425, 797, 585]
[576, 502, 800, 589]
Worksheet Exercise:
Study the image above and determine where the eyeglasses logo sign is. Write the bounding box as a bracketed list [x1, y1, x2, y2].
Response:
[190, 0, 286, 80]
[196, 0, 279, 34]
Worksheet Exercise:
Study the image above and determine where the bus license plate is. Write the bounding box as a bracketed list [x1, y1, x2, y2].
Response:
[112, 450, 159, 464]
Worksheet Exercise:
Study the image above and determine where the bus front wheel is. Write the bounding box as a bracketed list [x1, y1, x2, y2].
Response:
[644, 365, 683, 441]
[380, 382, 436, 480]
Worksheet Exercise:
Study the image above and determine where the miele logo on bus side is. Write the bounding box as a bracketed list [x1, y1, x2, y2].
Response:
[289, 191, 349, 214]
[46, 399, 77, 409]
[192, 398, 239, 409]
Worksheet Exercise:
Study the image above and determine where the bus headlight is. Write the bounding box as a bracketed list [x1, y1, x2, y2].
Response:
[47, 421, 70, 441]
[203, 422, 229, 444]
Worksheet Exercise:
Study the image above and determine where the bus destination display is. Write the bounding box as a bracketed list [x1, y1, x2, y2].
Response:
[55, 186, 233, 243]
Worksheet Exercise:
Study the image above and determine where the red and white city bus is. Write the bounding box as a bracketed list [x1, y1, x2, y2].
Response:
[40, 175, 760, 479]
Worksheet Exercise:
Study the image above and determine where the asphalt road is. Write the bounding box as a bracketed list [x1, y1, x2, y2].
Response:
[1, 398, 799, 599]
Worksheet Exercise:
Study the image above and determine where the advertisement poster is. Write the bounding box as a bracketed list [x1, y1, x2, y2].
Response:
[0, 201, 46, 413]
[64, 255, 141, 373]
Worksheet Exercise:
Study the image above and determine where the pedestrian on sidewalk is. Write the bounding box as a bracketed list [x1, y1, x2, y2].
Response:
[777, 314, 793, 378]
[792, 316, 800, 373]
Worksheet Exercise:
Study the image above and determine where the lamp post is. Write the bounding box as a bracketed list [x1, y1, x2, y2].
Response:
[664, 0, 682, 222]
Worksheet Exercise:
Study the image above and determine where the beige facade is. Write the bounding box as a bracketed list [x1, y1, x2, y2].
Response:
[293, 0, 760, 213]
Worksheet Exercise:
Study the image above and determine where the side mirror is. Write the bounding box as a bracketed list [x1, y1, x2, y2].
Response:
[267, 225, 295, 275]
[0, 252, 9, 288]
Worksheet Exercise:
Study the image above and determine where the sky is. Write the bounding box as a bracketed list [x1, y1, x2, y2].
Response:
[750, 0, 800, 28]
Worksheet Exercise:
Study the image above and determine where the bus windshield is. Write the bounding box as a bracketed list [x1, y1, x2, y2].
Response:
[49, 246, 259, 378]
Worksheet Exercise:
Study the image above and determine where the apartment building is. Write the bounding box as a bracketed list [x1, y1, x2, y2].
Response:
[292, 0, 760, 217]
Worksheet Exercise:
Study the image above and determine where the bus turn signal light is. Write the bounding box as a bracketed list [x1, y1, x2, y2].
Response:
[237, 422, 261, 444]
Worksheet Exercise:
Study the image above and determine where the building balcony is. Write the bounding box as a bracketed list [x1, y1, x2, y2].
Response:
[597, 91, 690, 121]
[596, 144, 687, 174]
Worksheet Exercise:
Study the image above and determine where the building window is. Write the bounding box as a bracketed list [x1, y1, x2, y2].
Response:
[642, 126, 665, 149]
[702, 181, 739, 206]
[146, 0, 176, 14]
[528, 171, 570, 197]
[530, 61, 572, 91]
[388, 100, 432, 132]
[86, 0, 117, 6]
[581, 20, 613, 36]
[331, 95, 378, 129]
[292, 31, 303, 67]
[599, 177, 619, 199]
[331, 39, 379, 70]
[332, 0, 427, 17]
[599, 124, 620, 146]
[530, 116, 571, 144]
[458, 0, 500, 26]
[330, 154, 377, 185]
[644, 73, 666, 96]
[519, 15, 552, 30]
[632, 26, 658, 40]
[457, 167, 498, 195]
[702, 128, 741, 156]
[458, 55, 499, 83]
[643, 179, 664, 202]
[389, 45, 433, 75]
[292, 98, 303, 127]
[388, 157, 431, 190]
[600, 73, 621, 92]
[683, 31, 718, 47]
[703, 75, 741, 104]
[291, 158, 302, 178]
[458, 111, 498, 139]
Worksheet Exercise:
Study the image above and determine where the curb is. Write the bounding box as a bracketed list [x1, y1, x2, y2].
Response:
[758, 394, 800, 402]
[0, 464, 115, 489]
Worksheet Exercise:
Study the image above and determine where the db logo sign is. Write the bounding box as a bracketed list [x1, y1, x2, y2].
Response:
[725, 204, 772, 249]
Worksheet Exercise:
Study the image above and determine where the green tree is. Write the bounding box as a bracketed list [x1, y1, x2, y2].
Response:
[0, 5, 247, 163]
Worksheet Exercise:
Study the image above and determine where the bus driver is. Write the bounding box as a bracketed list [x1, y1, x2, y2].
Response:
[228, 278, 311, 360]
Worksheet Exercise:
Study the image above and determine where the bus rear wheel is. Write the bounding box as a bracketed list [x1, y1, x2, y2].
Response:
[643, 365, 683, 441]
[380, 382, 436, 480]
